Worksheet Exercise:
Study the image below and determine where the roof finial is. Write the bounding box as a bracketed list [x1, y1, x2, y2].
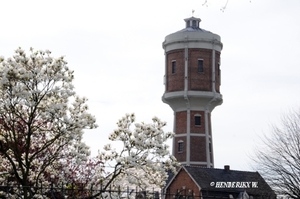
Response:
[192, 9, 195, 16]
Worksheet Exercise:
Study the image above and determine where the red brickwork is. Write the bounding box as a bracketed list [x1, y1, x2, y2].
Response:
[165, 49, 221, 93]
[174, 136, 187, 162]
[166, 50, 184, 92]
[188, 49, 221, 93]
[175, 111, 187, 134]
[190, 136, 207, 162]
[189, 49, 212, 91]
[166, 169, 201, 199]
[176, 111, 209, 134]
[190, 110, 205, 134]
[174, 110, 213, 163]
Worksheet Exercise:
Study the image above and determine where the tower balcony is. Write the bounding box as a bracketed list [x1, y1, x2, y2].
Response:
[162, 90, 222, 112]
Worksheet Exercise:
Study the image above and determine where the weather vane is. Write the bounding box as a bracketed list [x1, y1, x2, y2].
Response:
[192, 9, 195, 16]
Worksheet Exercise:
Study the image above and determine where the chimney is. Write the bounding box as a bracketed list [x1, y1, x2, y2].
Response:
[224, 165, 230, 171]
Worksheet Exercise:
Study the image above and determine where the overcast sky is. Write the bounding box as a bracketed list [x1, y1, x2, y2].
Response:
[0, 0, 299, 171]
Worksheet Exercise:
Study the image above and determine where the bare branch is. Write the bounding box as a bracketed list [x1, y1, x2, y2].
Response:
[253, 109, 300, 198]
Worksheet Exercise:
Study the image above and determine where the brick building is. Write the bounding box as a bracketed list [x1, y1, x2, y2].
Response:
[164, 165, 276, 199]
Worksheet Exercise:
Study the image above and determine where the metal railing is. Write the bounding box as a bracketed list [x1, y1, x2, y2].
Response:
[0, 183, 162, 199]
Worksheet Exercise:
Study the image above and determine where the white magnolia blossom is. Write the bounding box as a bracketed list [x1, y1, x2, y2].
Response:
[0, 47, 97, 199]
[94, 113, 179, 196]
[0, 47, 178, 199]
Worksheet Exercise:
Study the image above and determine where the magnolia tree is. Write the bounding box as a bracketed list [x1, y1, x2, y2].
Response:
[0, 48, 178, 199]
[50, 113, 178, 199]
[86, 113, 179, 199]
[0, 48, 97, 198]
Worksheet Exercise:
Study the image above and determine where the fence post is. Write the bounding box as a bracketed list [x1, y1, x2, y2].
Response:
[90, 184, 93, 197]
[153, 187, 154, 199]
[40, 180, 43, 197]
[50, 183, 54, 198]
[127, 186, 129, 199]
[71, 183, 74, 198]
[5, 178, 9, 196]
[61, 182, 65, 198]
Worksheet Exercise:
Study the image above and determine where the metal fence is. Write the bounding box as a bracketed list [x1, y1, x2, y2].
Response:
[0, 184, 162, 199]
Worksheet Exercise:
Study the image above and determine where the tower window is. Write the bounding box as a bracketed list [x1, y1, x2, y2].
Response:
[195, 115, 201, 126]
[178, 140, 183, 153]
[198, 59, 203, 73]
[192, 20, 197, 28]
[186, 21, 189, 28]
[172, 61, 176, 74]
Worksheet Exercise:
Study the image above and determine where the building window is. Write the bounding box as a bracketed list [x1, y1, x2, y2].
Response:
[186, 21, 189, 28]
[178, 140, 183, 153]
[198, 59, 203, 73]
[192, 20, 197, 28]
[218, 62, 220, 76]
[172, 61, 176, 74]
[195, 115, 201, 126]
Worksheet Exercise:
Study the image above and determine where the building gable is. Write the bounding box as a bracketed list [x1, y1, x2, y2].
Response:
[165, 167, 200, 199]
[165, 166, 276, 199]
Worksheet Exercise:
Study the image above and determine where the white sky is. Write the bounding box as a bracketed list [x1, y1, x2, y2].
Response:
[0, 0, 299, 171]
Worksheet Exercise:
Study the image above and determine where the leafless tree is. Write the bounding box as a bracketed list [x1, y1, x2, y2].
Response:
[202, 0, 251, 12]
[253, 109, 300, 198]
[202, 0, 229, 11]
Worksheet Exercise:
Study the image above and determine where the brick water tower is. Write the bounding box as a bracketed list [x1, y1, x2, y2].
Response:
[162, 16, 223, 168]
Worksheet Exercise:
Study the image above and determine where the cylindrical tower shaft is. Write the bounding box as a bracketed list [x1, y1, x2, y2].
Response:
[162, 17, 223, 168]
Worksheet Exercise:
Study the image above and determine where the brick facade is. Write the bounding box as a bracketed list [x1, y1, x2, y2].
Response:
[174, 136, 187, 163]
[190, 110, 206, 134]
[166, 50, 185, 92]
[174, 110, 212, 164]
[165, 168, 200, 199]
[166, 49, 221, 93]
[190, 136, 207, 162]
[189, 49, 212, 92]
[175, 111, 187, 134]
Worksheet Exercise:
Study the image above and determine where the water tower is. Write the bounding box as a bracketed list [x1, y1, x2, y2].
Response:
[162, 16, 223, 168]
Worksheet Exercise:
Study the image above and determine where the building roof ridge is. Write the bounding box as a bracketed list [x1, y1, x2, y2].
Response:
[183, 165, 260, 174]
